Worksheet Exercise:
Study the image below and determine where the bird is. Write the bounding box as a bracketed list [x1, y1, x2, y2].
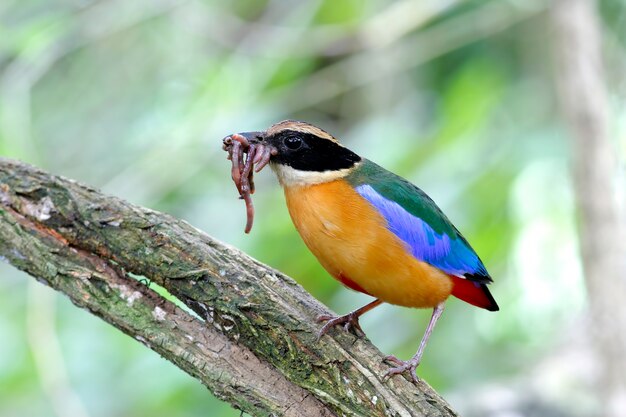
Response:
[227, 120, 498, 382]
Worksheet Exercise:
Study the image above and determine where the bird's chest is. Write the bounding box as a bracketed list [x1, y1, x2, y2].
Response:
[283, 180, 398, 285]
[283, 181, 369, 263]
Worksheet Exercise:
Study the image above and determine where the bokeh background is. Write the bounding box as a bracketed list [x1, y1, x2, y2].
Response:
[1, 0, 626, 416]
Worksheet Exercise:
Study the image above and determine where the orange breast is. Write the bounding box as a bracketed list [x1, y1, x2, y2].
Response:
[283, 179, 453, 308]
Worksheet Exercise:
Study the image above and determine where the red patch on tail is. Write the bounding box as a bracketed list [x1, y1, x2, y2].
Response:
[450, 276, 499, 311]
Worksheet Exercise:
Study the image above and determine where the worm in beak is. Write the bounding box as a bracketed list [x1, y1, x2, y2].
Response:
[222, 132, 277, 233]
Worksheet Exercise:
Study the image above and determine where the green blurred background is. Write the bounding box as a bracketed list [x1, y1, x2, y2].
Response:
[1, 0, 625, 416]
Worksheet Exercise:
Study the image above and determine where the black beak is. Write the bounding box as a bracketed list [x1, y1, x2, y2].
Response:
[236, 131, 265, 144]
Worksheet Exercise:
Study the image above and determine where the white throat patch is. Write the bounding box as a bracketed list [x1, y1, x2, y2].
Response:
[271, 163, 359, 187]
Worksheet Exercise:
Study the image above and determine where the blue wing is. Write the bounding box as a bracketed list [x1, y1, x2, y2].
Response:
[355, 183, 490, 280]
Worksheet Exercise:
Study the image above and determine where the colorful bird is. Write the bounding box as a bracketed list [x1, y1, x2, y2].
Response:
[226, 120, 498, 382]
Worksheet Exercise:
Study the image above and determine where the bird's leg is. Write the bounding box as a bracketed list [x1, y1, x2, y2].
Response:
[383, 301, 445, 383]
[317, 299, 383, 339]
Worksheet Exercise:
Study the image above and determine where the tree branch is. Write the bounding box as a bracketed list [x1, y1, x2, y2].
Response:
[0, 158, 457, 417]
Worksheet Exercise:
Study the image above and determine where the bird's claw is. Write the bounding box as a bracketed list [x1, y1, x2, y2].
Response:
[316, 312, 365, 340]
[382, 356, 420, 384]
[383, 354, 405, 366]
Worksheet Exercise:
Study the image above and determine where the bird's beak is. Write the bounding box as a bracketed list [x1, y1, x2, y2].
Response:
[236, 131, 265, 144]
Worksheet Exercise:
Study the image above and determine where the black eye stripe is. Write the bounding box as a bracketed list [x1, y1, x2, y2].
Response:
[268, 130, 361, 172]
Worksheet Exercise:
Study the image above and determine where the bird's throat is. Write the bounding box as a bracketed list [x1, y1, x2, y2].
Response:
[271, 162, 361, 187]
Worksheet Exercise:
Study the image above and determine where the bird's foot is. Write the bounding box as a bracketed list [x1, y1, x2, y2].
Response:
[316, 312, 365, 339]
[382, 355, 421, 384]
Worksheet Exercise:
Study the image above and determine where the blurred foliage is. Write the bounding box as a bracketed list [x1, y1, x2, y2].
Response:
[1, 0, 625, 416]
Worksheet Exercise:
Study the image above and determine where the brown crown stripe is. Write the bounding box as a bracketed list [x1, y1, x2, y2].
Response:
[266, 120, 338, 143]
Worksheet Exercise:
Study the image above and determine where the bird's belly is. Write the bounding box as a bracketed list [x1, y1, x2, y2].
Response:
[284, 180, 453, 308]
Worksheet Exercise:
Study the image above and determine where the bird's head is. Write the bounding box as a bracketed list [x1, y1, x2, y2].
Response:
[234, 120, 362, 187]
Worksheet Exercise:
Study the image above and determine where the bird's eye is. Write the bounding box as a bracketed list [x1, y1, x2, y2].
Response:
[284, 136, 302, 150]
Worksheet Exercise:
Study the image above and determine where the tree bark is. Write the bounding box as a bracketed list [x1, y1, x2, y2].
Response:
[551, 1, 626, 416]
[0, 158, 457, 417]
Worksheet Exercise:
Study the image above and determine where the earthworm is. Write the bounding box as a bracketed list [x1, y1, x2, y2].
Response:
[222, 133, 276, 233]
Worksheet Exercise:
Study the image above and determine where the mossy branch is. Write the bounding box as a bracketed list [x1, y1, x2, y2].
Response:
[0, 158, 457, 417]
